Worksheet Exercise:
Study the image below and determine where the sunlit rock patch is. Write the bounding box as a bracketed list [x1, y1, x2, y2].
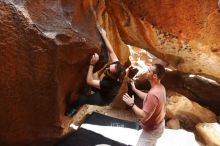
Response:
[196, 123, 220, 146]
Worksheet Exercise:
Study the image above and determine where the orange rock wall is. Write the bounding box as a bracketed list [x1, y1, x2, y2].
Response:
[107, 0, 220, 82]
[124, 0, 217, 40]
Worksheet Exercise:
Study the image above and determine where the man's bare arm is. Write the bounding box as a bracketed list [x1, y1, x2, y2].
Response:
[131, 81, 147, 100]
[97, 25, 119, 62]
[122, 93, 155, 120]
[122, 93, 147, 119]
[86, 53, 101, 89]
[132, 105, 149, 119]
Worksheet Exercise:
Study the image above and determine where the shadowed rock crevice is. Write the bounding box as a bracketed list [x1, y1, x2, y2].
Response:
[162, 71, 220, 114]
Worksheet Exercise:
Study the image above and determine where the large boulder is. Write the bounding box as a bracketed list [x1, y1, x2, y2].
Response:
[166, 95, 217, 129]
[106, 0, 220, 83]
[196, 123, 220, 146]
[0, 0, 129, 145]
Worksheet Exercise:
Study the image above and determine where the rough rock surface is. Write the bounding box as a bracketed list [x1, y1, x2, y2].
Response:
[105, 0, 220, 114]
[196, 123, 220, 146]
[166, 119, 181, 130]
[107, 0, 220, 83]
[166, 95, 217, 129]
[0, 0, 129, 145]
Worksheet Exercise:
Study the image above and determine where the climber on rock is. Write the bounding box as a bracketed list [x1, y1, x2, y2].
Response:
[65, 24, 125, 117]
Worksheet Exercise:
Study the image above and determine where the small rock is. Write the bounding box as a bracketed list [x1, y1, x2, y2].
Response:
[166, 118, 181, 129]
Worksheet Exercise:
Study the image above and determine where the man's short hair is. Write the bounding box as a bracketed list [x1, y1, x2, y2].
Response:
[153, 64, 165, 80]
[112, 61, 125, 81]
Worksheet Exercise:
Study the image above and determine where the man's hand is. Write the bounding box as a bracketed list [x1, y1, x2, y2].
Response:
[96, 22, 101, 31]
[122, 93, 134, 107]
[96, 22, 119, 62]
[90, 53, 99, 65]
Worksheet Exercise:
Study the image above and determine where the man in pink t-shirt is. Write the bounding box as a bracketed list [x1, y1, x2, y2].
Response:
[123, 64, 166, 146]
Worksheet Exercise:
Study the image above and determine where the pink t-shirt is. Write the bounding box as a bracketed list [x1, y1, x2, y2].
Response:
[140, 84, 166, 132]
